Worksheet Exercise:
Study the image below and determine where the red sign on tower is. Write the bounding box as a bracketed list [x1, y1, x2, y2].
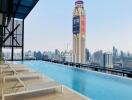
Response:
[80, 16, 86, 35]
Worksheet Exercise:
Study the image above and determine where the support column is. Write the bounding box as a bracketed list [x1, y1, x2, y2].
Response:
[11, 18, 14, 61]
[22, 19, 24, 61]
[0, 27, 3, 61]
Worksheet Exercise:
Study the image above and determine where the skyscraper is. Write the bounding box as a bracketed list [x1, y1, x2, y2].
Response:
[72, 0, 86, 64]
[103, 52, 113, 68]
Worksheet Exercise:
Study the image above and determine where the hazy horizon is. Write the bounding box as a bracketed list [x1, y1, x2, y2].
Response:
[23, 0, 132, 53]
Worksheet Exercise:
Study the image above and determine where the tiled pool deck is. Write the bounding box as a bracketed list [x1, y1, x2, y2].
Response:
[0, 64, 90, 100]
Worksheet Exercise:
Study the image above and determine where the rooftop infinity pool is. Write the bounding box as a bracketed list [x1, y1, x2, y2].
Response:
[16, 61, 132, 100]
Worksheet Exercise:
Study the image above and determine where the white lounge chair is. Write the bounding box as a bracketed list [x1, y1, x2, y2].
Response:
[1, 64, 30, 75]
[0, 64, 9, 74]
[3, 72, 42, 83]
[2, 67, 29, 74]
[2, 81, 63, 100]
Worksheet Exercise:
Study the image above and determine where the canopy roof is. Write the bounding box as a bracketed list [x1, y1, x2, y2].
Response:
[13, 0, 39, 19]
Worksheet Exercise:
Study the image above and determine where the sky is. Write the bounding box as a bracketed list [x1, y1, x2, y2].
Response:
[24, 0, 132, 53]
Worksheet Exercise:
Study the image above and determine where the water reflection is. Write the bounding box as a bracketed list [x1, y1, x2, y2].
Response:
[71, 68, 87, 94]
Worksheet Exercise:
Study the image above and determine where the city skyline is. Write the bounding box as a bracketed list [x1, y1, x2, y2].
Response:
[24, 0, 132, 52]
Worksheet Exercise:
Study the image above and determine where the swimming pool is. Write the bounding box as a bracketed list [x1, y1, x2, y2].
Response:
[16, 61, 132, 100]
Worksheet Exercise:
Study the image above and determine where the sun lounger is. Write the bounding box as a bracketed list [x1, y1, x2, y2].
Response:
[0, 65, 9, 74]
[1, 64, 30, 75]
[2, 67, 29, 73]
[2, 81, 63, 100]
[3, 72, 42, 83]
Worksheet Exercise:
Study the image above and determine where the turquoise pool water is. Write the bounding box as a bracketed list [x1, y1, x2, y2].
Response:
[16, 61, 132, 100]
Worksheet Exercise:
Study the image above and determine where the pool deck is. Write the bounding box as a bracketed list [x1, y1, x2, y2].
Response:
[0, 64, 90, 100]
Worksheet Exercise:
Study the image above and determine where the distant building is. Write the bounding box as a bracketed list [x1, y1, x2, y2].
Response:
[55, 49, 60, 55]
[33, 51, 43, 60]
[120, 50, 125, 60]
[53, 49, 61, 61]
[3, 52, 11, 60]
[64, 51, 72, 62]
[25, 50, 35, 59]
[93, 50, 103, 66]
[103, 52, 113, 68]
[113, 46, 118, 64]
[14, 53, 21, 59]
[72, 0, 86, 64]
[122, 57, 132, 68]
[85, 48, 90, 63]
[43, 51, 53, 60]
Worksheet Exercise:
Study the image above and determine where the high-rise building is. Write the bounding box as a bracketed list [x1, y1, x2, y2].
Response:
[64, 51, 72, 62]
[93, 50, 104, 66]
[72, 0, 86, 64]
[103, 52, 113, 68]
[85, 48, 90, 63]
[113, 46, 118, 64]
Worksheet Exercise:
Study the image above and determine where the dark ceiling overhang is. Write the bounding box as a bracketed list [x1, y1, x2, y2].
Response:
[0, 0, 39, 20]
[13, 0, 39, 20]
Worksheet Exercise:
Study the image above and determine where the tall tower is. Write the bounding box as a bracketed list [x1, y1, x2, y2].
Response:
[72, 0, 86, 64]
